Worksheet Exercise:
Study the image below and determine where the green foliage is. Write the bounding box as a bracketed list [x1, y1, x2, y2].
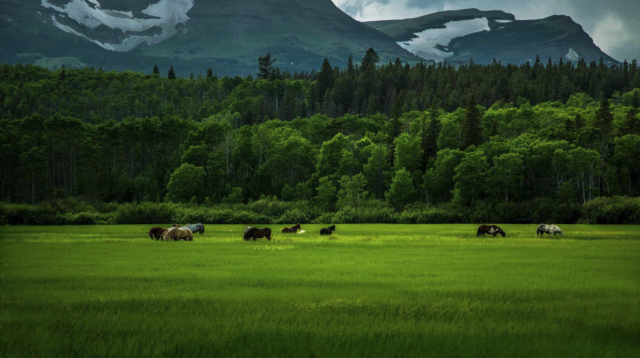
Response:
[582, 196, 640, 224]
[337, 174, 369, 209]
[0, 62, 639, 222]
[315, 177, 337, 211]
[386, 169, 417, 211]
[166, 164, 206, 203]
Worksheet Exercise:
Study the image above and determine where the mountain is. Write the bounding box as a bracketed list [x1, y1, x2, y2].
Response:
[366, 9, 618, 65]
[0, 0, 420, 76]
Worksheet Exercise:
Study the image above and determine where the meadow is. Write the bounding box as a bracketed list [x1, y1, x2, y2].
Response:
[1, 224, 639, 357]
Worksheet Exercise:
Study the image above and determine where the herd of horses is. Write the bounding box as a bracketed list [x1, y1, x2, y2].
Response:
[147, 223, 336, 241]
[477, 224, 565, 237]
[243, 224, 336, 241]
[148, 223, 566, 241]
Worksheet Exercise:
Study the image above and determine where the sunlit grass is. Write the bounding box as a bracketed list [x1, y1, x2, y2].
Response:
[1, 224, 639, 357]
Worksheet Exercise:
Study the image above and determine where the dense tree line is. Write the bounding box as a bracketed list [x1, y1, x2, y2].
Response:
[1, 53, 640, 224]
[2, 51, 639, 123]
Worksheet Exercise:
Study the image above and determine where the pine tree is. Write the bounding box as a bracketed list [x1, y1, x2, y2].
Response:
[206, 68, 213, 78]
[361, 48, 380, 72]
[422, 101, 442, 167]
[189, 72, 194, 80]
[257, 54, 276, 79]
[632, 90, 639, 109]
[153, 65, 160, 75]
[347, 54, 355, 77]
[58, 66, 66, 82]
[386, 99, 402, 164]
[167, 65, 176, 80]
[317, 59, 334, 104]
[462, 95, 483, 149]
[620, 108, 639, 136]
[595, 99, 614, 137]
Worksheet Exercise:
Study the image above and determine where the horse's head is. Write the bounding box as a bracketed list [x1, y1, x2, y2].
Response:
[498, 228, 506, 237]
[294, 224, 301, 229]
[330, 225, 336, 231]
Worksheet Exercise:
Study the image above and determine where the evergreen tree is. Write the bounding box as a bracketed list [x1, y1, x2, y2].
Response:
[206, 68, 213, 78]
[58, 65, 66, 81]
[361, 48, 380, 72]
[632, 90, 639, 109]
[257, 54, 276, 79]
[595, 99, 614, 137]
[462, 95, 483, 149]
[620, 108, 639, 136]
[152, 65, 160, 76]
[386, 100, 402, 163]
[317, 59, 335, 104]
[167, 65, 176, 80]
[423, 101, 442, 164]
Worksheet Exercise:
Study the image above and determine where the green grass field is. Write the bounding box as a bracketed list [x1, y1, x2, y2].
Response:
[1, 224, 639, 357]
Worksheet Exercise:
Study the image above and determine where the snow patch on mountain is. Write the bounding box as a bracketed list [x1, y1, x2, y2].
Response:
[41, 0, 194, 52]
[398, 18, 490, 62]
[565, 48, 580, 62]
[495, 20, 512, 23]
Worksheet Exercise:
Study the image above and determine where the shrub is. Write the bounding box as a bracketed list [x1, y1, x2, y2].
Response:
[583, 196, 640, 224]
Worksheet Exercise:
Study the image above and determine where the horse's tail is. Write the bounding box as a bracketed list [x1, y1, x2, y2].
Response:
[477, 228, 482, 236]
[201, 225, 205, 235]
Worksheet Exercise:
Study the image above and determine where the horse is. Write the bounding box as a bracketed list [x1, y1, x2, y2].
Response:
[148, 227, 168, 240]
[161, 227, 194, 242]
[182, 223, 205, 235]
[537, 224, 565, 237]
[243, 227, 272, 241]
[477, 225, 506, 237]
[320, 225, 336, 236]
[282, 223, 301, 234]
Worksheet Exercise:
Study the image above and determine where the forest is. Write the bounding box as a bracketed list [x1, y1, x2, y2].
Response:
[1, 50, 639, 225]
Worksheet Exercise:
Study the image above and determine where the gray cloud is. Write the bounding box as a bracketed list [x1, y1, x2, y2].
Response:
[332, 0, 640, 61]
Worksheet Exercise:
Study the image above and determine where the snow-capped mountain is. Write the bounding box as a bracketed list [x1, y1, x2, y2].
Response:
[0, 0, 419, 75]
[0, 2, 619, 75]
[366, 9, 618, 65]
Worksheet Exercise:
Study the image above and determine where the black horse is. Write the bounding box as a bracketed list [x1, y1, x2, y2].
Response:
[243, 227, 272, 241]
[477, 225, 506, 237]
[282, 223, 301, 234]
[320, 225, 336, 236]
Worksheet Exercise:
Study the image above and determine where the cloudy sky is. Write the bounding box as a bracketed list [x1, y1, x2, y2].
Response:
[332, 0, 639, 61]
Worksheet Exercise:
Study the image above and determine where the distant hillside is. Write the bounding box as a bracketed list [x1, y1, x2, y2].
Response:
[0, 0, 420, 75]
[365, 9, 618, 65]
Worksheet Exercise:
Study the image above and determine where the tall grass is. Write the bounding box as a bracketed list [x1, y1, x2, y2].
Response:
[1, 224, 639, 357]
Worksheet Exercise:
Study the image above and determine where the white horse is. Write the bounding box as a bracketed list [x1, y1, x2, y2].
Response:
[536, 224, 565, 237]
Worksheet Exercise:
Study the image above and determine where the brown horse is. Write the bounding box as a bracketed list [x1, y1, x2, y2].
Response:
[244, 227, 272, 241]
[477, 225, 506, 237]
[148, 227, 168, 240]
[282, 223, 301, 234]
[162, 227, 194, 242]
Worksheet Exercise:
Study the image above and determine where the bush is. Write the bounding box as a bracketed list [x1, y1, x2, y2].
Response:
[583, 196, 640, 224]
[109, 202, 176, 224]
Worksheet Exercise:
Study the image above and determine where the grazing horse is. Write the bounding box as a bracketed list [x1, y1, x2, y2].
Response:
[537, 224, 565, 237]
[243, 227, 272, 241]
[148, 227, 168, 240]
[477, 225, 506, 237]
[320, 225, 336, 236]
[182, 223, 205, 235]
[161, 227, 194, 242]
[282, 223, 301, 234]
